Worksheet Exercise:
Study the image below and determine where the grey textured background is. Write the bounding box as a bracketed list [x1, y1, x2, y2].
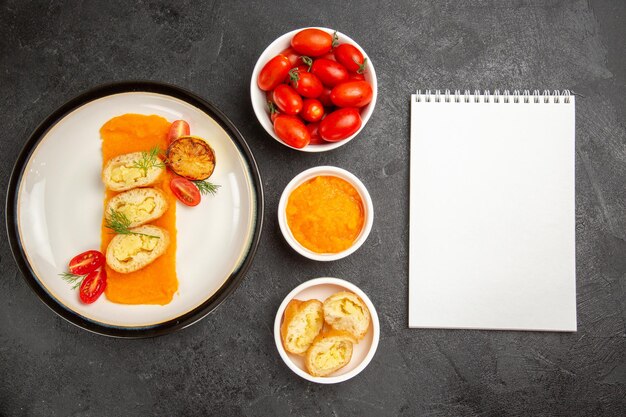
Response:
[1, 0, 625, 416]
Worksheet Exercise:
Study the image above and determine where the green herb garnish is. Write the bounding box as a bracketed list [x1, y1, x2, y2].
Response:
[132, 146, 166, 175]
[105, 209, 159, 238]
[59, 272, 87, 290]
[193, 180, 221, 196]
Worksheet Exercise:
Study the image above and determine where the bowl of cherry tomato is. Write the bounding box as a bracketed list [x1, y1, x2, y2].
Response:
[251, 27, 377, 152]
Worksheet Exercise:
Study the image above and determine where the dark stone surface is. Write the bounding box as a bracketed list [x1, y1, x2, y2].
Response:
[1, 0, 625, 415]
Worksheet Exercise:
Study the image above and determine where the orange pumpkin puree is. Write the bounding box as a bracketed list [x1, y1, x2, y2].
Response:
[100, 114, 178, 305]
[286, 176, 365, 254]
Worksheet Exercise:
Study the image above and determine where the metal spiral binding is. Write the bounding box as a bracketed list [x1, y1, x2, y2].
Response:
[414, 90, 572, 103]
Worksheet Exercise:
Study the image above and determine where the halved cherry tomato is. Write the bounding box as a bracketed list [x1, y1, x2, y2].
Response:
[330, 81, 373, 108]
[69, 250, 105, 275]
[301, 99, 325, 122]
[334, 43, 367, 73]
[273, 84, 303, 115]
[79, 268, 107, 304]
[311, 59, 349, 87]
[258, 55, 291, 91]
[306, 122, 325, 145]
[273, 114, 310, 149]
[319, 108, 362, 142]
[167, 120, 190, 144]
[288, 68, 323, 98]
[291, 28, 333, 57]
[280, 47, 300, 67]
[170, 177, 201, 206]
[318, 87, 333, 107]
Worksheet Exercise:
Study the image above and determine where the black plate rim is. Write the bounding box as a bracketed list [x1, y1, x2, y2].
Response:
[5, 80, 264, 338]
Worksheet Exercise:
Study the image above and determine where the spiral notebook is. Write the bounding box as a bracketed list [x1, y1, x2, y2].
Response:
[409, 90, 576, 331]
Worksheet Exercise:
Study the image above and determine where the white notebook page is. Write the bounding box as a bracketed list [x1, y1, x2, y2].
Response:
[409, 92, 576, 331]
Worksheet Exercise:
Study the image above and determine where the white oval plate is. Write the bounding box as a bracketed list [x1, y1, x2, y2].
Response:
[6, 82, 264, 338]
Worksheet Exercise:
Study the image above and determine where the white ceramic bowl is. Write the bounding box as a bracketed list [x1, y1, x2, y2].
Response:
[274, 277, 380, 384]
[250, 27, 377, 152]
[278, 166, 374, 261]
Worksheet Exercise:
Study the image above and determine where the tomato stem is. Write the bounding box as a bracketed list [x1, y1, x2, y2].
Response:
[288, 68, 300, 88]
[301, 56, 313, 71]
[332, 30, 339, 48]
[355, 57, 368, 74]
[267, 101, 277, 114]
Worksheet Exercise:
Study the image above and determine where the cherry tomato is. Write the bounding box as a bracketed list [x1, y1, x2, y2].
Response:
[318, 87, 333, 107]
[273, 84, 303, 115]
[79, 268, 107, 304]
[311, 58, 349, 87]
[319, 108, 362, 142]
[170, 177, 201, 206]
[301, 99, 325, 122]
[69, 250, 105, 275]
[334, 43, 367, 73]
[306, 122, 325, 145]
[288, 68, 323, 98]
[167, 120, 190, 144]
[348, 72, 365, 81]
[330, 81, 373, 108]
[320, 52, 336, 61]
[291, 28, 333, 57]
[280, 47, 300, 67]
[273, 114, 310, 149]
[258, 55, 291, 91]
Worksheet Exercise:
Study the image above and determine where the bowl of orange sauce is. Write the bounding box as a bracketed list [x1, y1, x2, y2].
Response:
[278, 166, 374, 261]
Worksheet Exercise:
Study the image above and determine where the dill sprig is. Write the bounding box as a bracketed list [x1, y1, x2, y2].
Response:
[132, 146, 166, 175]
[105, 209, 159, 239]
[59, 272, 87, 290]
[193, 180, 221, 196]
